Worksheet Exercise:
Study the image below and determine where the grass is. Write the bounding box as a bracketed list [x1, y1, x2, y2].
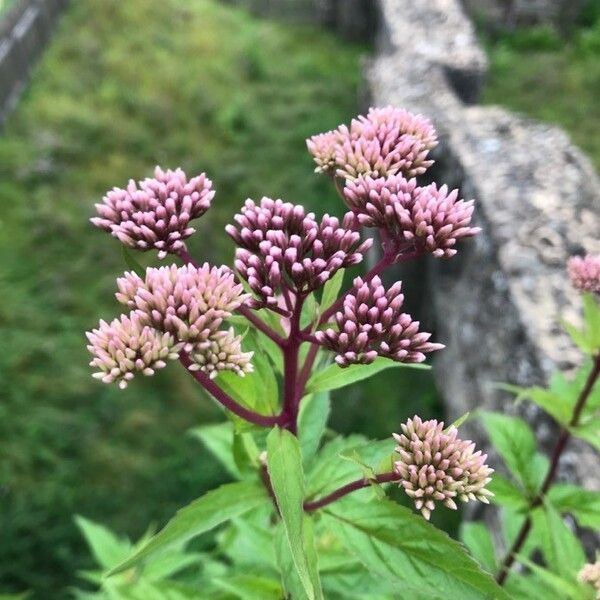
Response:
[483, 10, 600, 170]
[0, 0, 442, 597]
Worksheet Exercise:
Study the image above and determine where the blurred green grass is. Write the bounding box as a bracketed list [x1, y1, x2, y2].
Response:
[483, 2, 600, 170]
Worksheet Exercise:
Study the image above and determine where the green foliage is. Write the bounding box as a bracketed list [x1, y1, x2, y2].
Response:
[323, 498, 510, 599]
[460, 522, 497, 573]
[483, 16, 600, 170]
[563, 294, 600, 355]
[480, 412, 548, 495]
[110, 481, 269, 574]
[306, 357, 429, 395]
[266, 427, 324, 599]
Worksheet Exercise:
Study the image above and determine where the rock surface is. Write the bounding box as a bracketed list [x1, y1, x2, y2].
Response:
[368, 0, 600, 511]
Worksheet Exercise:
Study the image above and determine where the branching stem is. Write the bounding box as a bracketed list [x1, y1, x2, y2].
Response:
[179, 351, 284, 427]
[496, 353, 600, 585]
[304, 472, 399, 511]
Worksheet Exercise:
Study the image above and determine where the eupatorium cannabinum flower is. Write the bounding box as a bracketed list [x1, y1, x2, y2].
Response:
[393, 416, 493, 520]
[226, 197, 370, 307]
[307, 106, 437, 180]
[116, 264, 248, 350]
[344, 175, 480, 257]
[568, 254, 600, 295]
[86, 312, 182, 389]
[188, 328, 253, 379]
[579, 559, 600, 598]
[91, 166, 214, 258]
[315, 276, 443, 366]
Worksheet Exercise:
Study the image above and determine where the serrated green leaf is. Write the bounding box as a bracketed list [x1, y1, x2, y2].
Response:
[221, 518, 277, 570]
[189, 422, 240, 479]
[563, 294, 600, 355]
[216, 332, 279, 420]
[516, 555, 593, 600]
[306, 357, 429, 395]
[267, 427, 323, 600]
[298, 392, 331, 466]
[487, 474, 529, 510]
[547, 483, 600, 529]
[324, 498, 510, 600]
[75, 516, 132, 570]
[570, 416, 600, 451]
[480, 412, 544, 493]
[306, 436, 392, 498]
[535, 501, 586, 578]
[320, 269, 345, 312]
[109, 481, 269, 574]
[460, 522, 497, 573]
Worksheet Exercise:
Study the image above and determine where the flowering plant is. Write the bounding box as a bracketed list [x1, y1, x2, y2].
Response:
[81, 107, 600, 599]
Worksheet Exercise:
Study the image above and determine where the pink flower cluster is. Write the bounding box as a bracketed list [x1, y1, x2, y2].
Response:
[568, 254, 600, 295]
[315, 276, 443, 366]
[226, 197, 371, 307]
[92, 167, 214, 259]
[393, 416, 493, 520]
[87, 264, 253, 387]
[86, 313, 182, 389]
[307, 106, 437, 180]
[344, 175, 480, 258]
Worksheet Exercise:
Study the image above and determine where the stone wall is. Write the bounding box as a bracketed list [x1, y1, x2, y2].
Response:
[0, 0, 68, 126]
[367, 0, 600, 520]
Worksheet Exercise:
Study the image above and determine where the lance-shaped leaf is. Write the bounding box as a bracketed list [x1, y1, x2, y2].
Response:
[298, 391, 331, 466]
[267, 427, 323, 600]
[306, 357, 428, 395]
[323, 497, 510, 600]
[109, 481, 269, 574]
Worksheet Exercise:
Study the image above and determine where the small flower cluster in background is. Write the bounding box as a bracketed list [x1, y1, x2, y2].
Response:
[568, 254, 600, 295]
[579, 558, 600, 599]
[393, 416, 493, 520]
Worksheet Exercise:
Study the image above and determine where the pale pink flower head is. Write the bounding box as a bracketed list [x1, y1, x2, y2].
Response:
[91, 166, 214, 259]
[188, 328, 254, 379]
[578, 558, 600, 598]
[306, 130, 340, 175]
[315, 276, 443, 367]
[393, 416, 494, 520]
[86, 312, 182, 389]
[116, 263, 248, 350]
[226, 198, 370, 307]
[308, 106, 438, 181]
[568, 254, 600, 295]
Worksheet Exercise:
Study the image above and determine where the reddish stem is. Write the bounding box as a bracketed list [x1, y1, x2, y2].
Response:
[304, 472, 399, 511]
[282, 294, 304, 434]
[179, 352, 284, 428]
[496, 353, 600, 585]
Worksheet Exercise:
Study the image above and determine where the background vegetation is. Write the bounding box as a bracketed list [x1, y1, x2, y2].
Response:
[0, 0, 438, 597]
[483, 0, 600, 169]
